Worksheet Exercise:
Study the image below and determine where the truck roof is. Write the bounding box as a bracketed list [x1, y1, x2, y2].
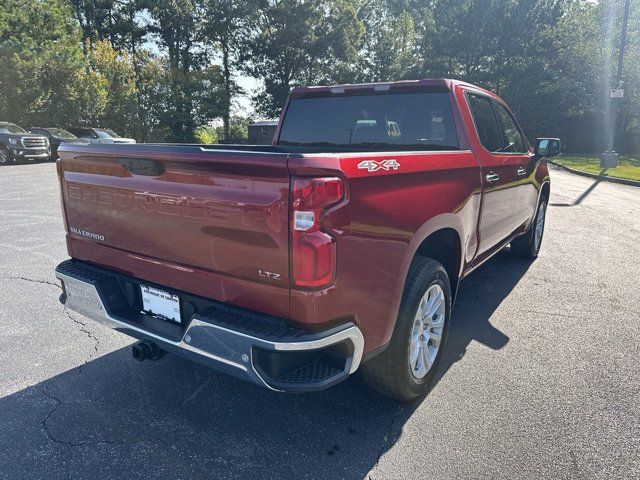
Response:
[289, 79, 495, 99]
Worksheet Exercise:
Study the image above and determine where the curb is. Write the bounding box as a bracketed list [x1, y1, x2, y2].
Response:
[548, 160, 640, 188]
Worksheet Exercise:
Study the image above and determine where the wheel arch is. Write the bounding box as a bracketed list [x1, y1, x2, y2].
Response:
[378, 217, 465, 356]
[540, 181, 550, 202]
[413, 227, 462, 301]
[405, 214, 466, 295]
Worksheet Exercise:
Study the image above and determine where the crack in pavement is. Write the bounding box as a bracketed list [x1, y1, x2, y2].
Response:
[182, 376, 212, 406]
[63, 310, 99, 368]
[39, 387, 167, 449]
[10, 276, 62, 289]
[569, 449, 582, 478]
[40, 388, 68, 446]
[368, 404, 405, 479]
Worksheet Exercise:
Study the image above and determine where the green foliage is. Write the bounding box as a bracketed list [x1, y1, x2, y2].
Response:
[243, 0, 365, 117]
[215, 115, 250, 142]
[0, 0, 638, 153]
[202, 0, 255, 141]
[194, 126, 218, 144]
[556, 155, 640, 182]
[0, 0, 86, 126]
[358, 3, 421, 81]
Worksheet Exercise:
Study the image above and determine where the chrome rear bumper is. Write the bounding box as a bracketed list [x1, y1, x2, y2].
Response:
[55, 260, 364, 392]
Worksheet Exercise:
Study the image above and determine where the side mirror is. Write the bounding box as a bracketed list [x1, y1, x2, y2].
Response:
[535, 138, 561, 157]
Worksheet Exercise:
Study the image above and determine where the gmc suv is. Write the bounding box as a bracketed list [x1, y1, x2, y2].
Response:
[0, 122, 50, 164]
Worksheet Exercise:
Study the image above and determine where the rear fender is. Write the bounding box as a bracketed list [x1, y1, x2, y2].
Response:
[382, 214, 466, 344]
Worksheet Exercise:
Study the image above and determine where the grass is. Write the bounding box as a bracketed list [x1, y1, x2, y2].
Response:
[554, 155, 640, 182]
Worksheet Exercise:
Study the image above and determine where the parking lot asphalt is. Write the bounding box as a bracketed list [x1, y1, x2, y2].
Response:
[0, 162, 638, 480]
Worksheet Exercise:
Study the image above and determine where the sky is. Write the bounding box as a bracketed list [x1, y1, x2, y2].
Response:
[235, 75, 259, 117]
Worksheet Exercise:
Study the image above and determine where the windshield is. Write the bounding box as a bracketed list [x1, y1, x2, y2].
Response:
[95, 128, 119, 138]
[278, 92, 459, 151]
[0, 123, 27, 134]
[47, 128, 77, 139]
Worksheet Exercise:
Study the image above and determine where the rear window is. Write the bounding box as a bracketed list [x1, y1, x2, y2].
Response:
[278, 92, 459, 151]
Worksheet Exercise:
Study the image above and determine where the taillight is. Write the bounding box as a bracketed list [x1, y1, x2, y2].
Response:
[291, 177, 343, 288]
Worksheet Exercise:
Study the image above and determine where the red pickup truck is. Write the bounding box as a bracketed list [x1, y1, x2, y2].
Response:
[55, 79, 559, 401]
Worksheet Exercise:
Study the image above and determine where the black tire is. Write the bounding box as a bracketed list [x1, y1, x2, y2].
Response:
[0, 145, 12, 165]
[511, 194, 548, 259]
[362, 257, 451, 402]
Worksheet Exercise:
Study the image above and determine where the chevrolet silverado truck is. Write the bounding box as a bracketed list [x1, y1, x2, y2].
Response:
[54, 79, 560, 401]
[0, 122, 50, 164]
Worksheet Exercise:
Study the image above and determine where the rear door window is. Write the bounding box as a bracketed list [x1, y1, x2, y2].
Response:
[466, 94, 502, 152]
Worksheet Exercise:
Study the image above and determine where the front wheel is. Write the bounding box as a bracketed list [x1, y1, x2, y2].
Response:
[511, 195, 548, 259]
[362, 257, 451, 402]
[0, 146, 13, 165]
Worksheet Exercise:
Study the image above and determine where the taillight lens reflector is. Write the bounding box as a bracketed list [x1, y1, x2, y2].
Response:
[291, 177, 343, 288]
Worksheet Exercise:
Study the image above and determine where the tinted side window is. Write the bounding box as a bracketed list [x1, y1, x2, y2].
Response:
[73, 128, 94, 138]
[467, 94, 502, 152]
[493, 102, 526, 153]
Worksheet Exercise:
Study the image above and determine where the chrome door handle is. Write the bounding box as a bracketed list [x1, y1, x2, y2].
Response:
[517, 167, 528, 176]
[485, 172, 500, 183]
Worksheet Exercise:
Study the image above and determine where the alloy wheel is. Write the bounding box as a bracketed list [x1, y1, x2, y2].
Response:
[409, 284, 446, 379]
[534, 201, 547, 251]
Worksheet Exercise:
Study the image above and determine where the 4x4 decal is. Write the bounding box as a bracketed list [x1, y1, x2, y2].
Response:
[357, 159, 400, 172]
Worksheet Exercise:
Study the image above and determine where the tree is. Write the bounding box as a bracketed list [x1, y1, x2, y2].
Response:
[244, 0, 364, 117]
[149, 0, 203, 141]
[358, 3, 420, 81]
[202, 0, 255, 141]
[0, 0, 92, 126]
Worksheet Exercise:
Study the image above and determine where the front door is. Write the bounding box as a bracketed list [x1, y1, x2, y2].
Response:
[491, 100, 537, 231]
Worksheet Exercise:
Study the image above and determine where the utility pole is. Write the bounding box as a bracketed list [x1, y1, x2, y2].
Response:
[602, 0, 631, 169]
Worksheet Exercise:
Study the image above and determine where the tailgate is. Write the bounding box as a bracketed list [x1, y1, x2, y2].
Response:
[58, 144, 290, 313]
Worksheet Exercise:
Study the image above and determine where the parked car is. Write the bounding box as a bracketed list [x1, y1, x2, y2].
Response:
[67, 127, 136, 144]
[0, 122, 50, 164]
[54, 79, 560, 401]
[28, 127, 89, 160]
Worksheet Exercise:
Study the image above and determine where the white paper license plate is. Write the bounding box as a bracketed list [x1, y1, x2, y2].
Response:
[140, 285, 181, 323]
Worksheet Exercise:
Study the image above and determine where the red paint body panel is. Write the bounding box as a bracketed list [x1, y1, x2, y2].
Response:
[57, 79, 550, 354]
[60, 145, 292, 318]
[288, 150, 481, 347]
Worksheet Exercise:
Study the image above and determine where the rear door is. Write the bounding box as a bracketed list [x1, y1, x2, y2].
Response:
[466, 93, 520, 256]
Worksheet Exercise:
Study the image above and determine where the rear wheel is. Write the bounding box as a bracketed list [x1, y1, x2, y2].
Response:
[0, 146, 12, 164]
[362, 257, 451, 402]
[511, 195, 548, 259]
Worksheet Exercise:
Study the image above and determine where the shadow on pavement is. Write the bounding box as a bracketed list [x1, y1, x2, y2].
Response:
[550, 177, 602, 207]
[0, 250, 530, 479]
